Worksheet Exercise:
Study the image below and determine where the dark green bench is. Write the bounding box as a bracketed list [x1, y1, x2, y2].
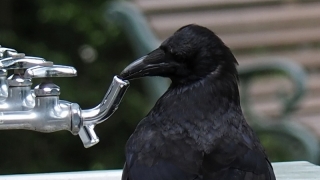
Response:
[106, 1, 320, 163]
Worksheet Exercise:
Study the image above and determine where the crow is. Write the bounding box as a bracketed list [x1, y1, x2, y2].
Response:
[119, 24, 276, 180]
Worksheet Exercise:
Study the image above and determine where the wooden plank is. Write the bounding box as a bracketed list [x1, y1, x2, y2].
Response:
[251, 93, 320, 116]
[134, 0, 279, 13]
[289, 93, 320, 116]
[0, 161, 319, 179]
[237, 49, 320, 70]
[154, 27, 320, 51]
[220, 26, 320, 50]
[242, 71, 320, 98]
[240, 72, 320, 117]
[155, 25, 320, 50]
[297, 115, 320, 137]
[149, 2, 320, 38]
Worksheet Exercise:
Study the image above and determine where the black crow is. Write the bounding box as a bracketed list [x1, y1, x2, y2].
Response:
[119, 24, 276, 180]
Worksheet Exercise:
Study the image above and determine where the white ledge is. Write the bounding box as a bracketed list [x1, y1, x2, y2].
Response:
[0, 161, 319, 180]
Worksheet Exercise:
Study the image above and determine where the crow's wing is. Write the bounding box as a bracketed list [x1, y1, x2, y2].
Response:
[202, 151, 275, 180]
[122, 157, 201, 180]
[122, 113, 275, 180]
[122, 121, 203, 180]
[201, 132, 276, 180]
[122, 144, 275, 180]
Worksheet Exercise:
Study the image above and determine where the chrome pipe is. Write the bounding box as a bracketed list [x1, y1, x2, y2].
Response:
[81, 76, 129, 126]
[79, 76, 129, 148]
[0, 96, 76, 132]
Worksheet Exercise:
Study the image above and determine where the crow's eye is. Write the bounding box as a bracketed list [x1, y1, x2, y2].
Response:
[172, 53, 184, 63]
[160, 45, 184, 63]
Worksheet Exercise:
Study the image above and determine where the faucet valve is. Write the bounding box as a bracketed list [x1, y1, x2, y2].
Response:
[0, 56, 54, 110]
[0, 56, 53, 87]
[0, 46, 23, 59]
[0, 56, 52, 70]
[34, 82, 60, 96]
[24, 65, 77, 78]
[24, 65, 77, 96]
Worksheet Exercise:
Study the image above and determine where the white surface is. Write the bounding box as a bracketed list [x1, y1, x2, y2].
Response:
[0, 161, 319, 180]
[0, 170, 122, 180]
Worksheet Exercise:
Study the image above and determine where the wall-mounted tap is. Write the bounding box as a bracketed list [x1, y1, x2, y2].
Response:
[0, 46, 130, 148]
[0, 65, 79, 131]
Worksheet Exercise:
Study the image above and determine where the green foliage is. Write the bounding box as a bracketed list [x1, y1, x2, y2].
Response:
[259, 132, 303, 162]
[0, 0, 148, 174]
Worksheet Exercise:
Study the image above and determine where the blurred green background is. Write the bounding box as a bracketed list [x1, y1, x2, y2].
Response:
[0, 0, 150, 174]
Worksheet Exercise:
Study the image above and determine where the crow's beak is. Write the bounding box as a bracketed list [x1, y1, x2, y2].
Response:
[120, 48, 177, 80]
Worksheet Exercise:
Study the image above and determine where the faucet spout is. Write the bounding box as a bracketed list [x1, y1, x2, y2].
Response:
[81, 76, 129, 126]
[78, 76, 129, 148]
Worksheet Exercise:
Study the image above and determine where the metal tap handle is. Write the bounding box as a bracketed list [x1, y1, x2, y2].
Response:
[0, 47, 23, 59]
[0, 56, 53, 70]
[24, 65, 77, 78]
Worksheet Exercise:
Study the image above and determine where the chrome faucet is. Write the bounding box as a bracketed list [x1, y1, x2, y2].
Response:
[0, 46, 129, 148]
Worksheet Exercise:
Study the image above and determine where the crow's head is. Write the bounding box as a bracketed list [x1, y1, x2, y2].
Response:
[120, 24, 238, 84]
